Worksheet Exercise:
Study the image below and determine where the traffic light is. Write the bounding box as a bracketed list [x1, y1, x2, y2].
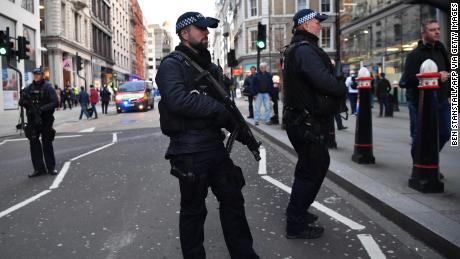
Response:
[76, 55, 83, 72]
[0, 28, 13, 57]
[17, 36, 31, 60]
[256, 22, 267, 51]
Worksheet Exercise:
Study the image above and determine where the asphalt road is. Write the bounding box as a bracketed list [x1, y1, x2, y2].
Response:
[0, 109, 444, 258]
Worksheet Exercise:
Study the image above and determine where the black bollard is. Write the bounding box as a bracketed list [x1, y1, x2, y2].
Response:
[352, 68, 375, 164]
[408, 60, 443, 193]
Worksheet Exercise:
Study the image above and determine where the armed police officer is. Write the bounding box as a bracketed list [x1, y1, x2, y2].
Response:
[155, 12, 259, 259]
[18, 68, 58, 177]
[282, 9, 347, 239]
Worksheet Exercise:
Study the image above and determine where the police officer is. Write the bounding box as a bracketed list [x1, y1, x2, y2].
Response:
[155, 12, 259, 259]
[282, 9, 346, 239]
[19, 68, 58, 177]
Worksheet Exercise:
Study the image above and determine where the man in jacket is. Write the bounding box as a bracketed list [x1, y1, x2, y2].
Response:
[399, 19, 451, 159]
[77, 86, 90, 120]
[155, 11, 259, 259]
[89, 85, 99, 119]
[252, 62, 274, 125]
[282, 9, 346, 239]
[100, 85, 111, 114]
[242, 66, 256, 118]
[376, 73, 392, 117]
[18, 68, 58, 177]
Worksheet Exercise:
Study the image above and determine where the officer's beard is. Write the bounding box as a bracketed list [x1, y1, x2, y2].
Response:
[189, 39, 209, 53]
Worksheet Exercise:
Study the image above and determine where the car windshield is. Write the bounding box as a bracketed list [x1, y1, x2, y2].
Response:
[119, 81, 145, 92]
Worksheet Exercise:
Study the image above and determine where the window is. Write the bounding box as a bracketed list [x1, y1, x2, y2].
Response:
[250, 30, 257, 51]
[74, 13, 79, 42]
[21, 0, 34, 13]
[249, 0, 257, 16]
[297, 0, 307, 10]
[321, 26, 332, 49]
[320, 0, 331, 13]
[61, 3, 66, 35]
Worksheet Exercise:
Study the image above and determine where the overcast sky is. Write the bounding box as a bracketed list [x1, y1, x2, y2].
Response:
[138, 0, 217, 45]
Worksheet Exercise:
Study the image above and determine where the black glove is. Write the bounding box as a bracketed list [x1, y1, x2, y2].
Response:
[236, 129, 252, 146]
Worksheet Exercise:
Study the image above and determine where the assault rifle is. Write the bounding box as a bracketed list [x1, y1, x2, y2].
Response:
[16, 89, 42, 131]
[174, 50, 262, 161]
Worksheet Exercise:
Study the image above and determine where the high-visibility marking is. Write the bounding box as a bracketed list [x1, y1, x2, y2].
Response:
[258, 146, 267, 175]
[357, 234, 387, 259]
[70, 143, 114, 161]
[0, 190, 51, 219]
[79, 127, 95, 133]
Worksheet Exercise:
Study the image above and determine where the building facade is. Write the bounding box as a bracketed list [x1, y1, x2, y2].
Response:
[111, 0, 131, 87]
[129, 0, 144, 80]
[1, 0, 42, 111]
[152, 22, 173, 77]
[213, 0, 338, 81]
[40, 0, 94, 91]
[339, 0, 444, 102]
[91, 0, 113, 88]
[145, 24, 156, 82]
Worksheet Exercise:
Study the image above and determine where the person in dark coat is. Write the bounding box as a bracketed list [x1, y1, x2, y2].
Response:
[252, 62, 274, 125]
[18, 68, 58, 177]
[399, 19, 451, 159]
[100, 85, 111, 114]
[282, 9, 347, 239]
[242, 66, 256, 118]
[77, 86, 90, 120]
[376, 72, 392, 117]
[155, 11, 259, 259]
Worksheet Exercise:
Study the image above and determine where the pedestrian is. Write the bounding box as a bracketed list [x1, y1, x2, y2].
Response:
[89, 84, 99, 119]
[63, 82, 72, 110]
[77, 86, 90, 120]
[73, 85, 79, 106]
[18, 68, 58, 177]
[345, 72, 358, 115]
[282, 8, 346, 239]
[252, 62, 274, 125]
[399, 19, 451, 159]
[376, 72, 392, 117]
[100, 85, 111, 114]
[242, 66, 256, 119]
[156, 11, 259, 259]
[271, 73, 280, 124]
[54, 84, 61, 110]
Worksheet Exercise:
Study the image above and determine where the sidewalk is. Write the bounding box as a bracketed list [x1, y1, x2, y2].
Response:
[235, 97, 460, 258]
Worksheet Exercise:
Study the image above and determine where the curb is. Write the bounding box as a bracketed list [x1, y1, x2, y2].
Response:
[248, 122, 460, 259]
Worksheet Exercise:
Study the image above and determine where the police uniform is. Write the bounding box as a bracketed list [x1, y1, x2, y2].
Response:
[19, 68, 58, 177]
[282, 9, 347, 239]
[155, 12, 259, 259]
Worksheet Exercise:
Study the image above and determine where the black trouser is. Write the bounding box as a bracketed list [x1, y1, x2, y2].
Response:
[101, 101, 109, 114]
[284, 113, 330, 233]
[170, 147, 259, 259]
[248, 95, 254, 118]
[334, 113, 344, 128]
[272, 98, 279, 119]
[26, 119, 56, 172]
[378, 93, 388, 116]
[61, 98, 72, 110]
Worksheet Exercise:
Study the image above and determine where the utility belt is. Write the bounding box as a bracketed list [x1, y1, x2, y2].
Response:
[284, 106, 325, 144]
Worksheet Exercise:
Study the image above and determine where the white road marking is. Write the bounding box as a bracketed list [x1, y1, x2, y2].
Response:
[260, 175, 365, 230]
[0, 190, 51, 219]
[258, 146, 267, 175]
[49, 161, 71, 190]
[357, 234, 387, 259]
[79, 127, 95, 133]
[70, 143, 115, 161]
[0, 135, 82, 146]
[0, 133, 118, 219]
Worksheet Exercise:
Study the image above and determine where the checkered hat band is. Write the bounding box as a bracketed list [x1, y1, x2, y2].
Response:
[176, 14, 205, 31]
[297, 12, 317, 25]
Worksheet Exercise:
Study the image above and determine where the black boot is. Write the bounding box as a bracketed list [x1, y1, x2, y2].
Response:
[286, 225, 324, 239]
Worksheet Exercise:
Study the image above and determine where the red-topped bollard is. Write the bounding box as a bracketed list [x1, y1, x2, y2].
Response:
[408, 59, 443, 193]
[352, 67, 375, 164]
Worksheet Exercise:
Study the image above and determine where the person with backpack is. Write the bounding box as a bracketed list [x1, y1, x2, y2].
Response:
[345, 73, 358, 115]
[89, 85, 99, 119]
[100, 85, 111, 114]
